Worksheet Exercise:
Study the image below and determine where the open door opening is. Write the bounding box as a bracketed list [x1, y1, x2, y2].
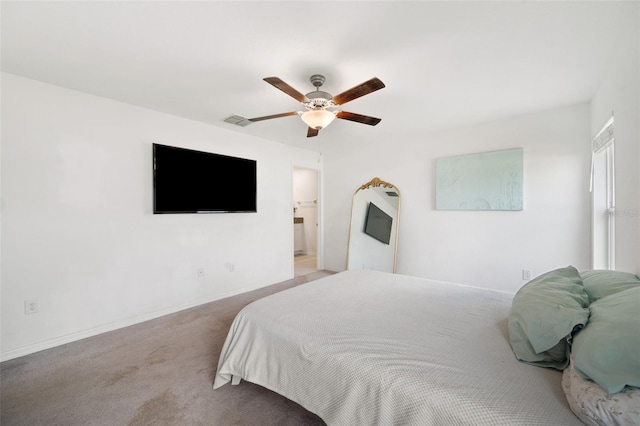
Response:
[293, 167, 318, 276]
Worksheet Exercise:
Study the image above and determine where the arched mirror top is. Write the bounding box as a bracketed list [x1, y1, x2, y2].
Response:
[355, 177, 400, 194]
[347, 177, 400, 273]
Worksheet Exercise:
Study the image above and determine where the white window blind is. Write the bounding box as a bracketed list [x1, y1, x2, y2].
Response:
[593, 115, 615, 153]
[590, 114, 615, 192]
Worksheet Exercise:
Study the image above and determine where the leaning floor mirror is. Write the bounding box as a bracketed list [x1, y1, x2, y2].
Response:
[347, 177, 400, 273]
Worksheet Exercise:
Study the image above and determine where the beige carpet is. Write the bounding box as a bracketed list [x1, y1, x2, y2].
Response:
[1, 271, 334, 426]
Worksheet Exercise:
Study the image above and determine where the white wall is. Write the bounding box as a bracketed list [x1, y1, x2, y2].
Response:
[323, 103, 592, 293]
[1, 73, 320, 360]
[590, 7, 640, 275]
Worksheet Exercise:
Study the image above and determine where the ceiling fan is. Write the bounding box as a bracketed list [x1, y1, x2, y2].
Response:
[248, 74, 385, 138]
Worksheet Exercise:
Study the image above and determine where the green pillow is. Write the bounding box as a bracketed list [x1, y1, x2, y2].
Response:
[580, 270, 640, 302]
[508, 266, 590, 369]
[572, 286, 640, 394]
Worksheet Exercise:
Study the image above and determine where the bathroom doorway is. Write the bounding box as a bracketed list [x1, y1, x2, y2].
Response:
[293, 167, 318, 276]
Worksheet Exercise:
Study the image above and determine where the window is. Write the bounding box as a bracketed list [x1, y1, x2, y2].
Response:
[591, 116, 615, 269]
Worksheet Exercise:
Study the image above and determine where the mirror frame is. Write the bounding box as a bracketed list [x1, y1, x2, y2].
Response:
[347, 177, 401, 273]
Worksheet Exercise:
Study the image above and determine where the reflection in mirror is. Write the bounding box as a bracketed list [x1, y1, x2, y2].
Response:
[347, 177, 400, 273]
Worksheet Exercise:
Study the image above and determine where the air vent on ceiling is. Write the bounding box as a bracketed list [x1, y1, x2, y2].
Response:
[386, 191, 399, 197]
[224, 114, 253, 127]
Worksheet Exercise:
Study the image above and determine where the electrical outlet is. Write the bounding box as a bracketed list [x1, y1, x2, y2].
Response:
[197, 267, 205, 278]
[25, 299, 39, 315]
[522, 269, 532, 281]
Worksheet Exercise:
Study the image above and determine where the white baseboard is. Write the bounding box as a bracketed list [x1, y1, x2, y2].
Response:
[0, 284, 267, 362]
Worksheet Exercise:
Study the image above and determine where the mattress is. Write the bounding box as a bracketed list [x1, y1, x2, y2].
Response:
[214, 269, 582, 425]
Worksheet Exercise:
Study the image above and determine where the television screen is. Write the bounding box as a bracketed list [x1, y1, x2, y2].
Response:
[364, 202, 393, 244]
[153, 143, 257, 214]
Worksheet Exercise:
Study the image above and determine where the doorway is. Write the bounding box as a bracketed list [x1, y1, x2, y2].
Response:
[293, 167, 319, 276]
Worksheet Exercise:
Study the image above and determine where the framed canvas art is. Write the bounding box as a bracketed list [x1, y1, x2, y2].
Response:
[436, 148, 523, 211]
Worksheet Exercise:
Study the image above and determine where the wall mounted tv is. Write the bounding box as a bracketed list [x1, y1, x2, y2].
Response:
[153, 143, 257, 214]
[364, 202, 393, 244]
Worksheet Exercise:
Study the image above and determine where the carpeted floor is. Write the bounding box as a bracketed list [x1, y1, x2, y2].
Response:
[1, 271, 334, 426]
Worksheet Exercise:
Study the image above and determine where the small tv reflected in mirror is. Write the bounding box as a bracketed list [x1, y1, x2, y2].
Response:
[363, 202, 392, 244]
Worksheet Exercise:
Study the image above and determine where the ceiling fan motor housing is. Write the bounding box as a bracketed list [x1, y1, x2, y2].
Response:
[303, 74, 335, 109]
[304, 90, 334, 110]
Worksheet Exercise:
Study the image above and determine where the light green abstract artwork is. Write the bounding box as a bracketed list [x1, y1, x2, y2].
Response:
[436, 148, 523, 211]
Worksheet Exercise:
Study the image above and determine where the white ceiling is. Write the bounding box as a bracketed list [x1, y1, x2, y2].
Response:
[2, 1, 636, 151]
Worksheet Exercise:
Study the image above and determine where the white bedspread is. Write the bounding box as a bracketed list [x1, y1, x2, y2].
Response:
[214, 269, 582, 425]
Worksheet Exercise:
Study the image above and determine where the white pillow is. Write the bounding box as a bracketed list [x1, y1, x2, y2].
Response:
[562, 355, 640, 426]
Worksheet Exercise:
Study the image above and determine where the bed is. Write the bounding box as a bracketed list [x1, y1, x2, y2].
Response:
[213, 269, 585, 425]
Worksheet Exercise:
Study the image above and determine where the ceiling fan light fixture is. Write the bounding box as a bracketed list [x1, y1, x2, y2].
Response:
[301, 109, 336, 130]
[248, 75, 385, 137]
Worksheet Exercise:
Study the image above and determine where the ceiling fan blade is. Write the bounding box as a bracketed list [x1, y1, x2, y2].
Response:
[263, 77, 306, 103]
[336, 111, 382, 126]
[307, 127, 319, 138]
[248, 111, 298, 122]
[332, 77, 385, 105]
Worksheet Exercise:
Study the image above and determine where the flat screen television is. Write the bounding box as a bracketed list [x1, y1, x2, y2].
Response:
[153, 143, 257, 214]
[363, 202, 393, 244]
